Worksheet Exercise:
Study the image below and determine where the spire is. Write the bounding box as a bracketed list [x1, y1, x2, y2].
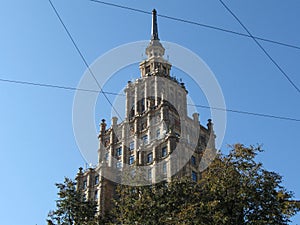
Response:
[140, 9, 172, 78]
[145, 9, 165, 59]
[151, 9, 159, 40]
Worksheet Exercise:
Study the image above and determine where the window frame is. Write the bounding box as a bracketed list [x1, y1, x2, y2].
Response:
[129, 155, 135, 165]
[192, 171, 197, 182]
[147, 152, 153, 163]
[162, 146, 167, 157]
[94, 175, 99, 185]
[116, 147, 122, 157]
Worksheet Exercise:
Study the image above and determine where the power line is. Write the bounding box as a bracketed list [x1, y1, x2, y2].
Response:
[188, 103, 300, 122]
[1, 76, 299, 122]
[43, 1, 300, 122]
[48, 0, 123, 121]
[88, 0, 300, 51]
[0, 77, 121, 95]
[218, 0, 300, 95]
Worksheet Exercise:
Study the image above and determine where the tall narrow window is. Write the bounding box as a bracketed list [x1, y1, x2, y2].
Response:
[147, 152, 153, 163]
[148, 169, 152, 180]
[146, 66, 150, 74]
[129, 141, 134, 151]
[156, 129, 160, 139]
[116, 161, 123, 169]
[83, 180, 87, 189]
[141, 98, 145, 112]
[142, 135, 148, 145]
[163, 162, 167, 174]
[129, 155, 135, 165]
[192, 171, 197, 182]
[94, 190, 98, 200]
[191, 156, 196, 165]
[116, 147, 122, 157]
[105, 152, 109, 162]
[94, 175, 99, 185]
[162, 147, 167, 157]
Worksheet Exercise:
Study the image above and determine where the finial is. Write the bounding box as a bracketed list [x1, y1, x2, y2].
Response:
[151, 9, 159, 40]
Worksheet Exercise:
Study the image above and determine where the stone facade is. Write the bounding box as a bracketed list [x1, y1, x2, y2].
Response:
[75, 9, 215, 216]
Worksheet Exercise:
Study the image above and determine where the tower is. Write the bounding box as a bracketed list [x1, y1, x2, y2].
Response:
[76, 9, 215, 216]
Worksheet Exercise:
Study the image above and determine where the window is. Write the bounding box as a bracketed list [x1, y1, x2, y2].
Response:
[142, 135, 148, 145]
[192, 171, 197, 182]
[83, 180, 87, 189]
[129, 141, 134, 151]
[162, 162, 167, 174]
[105, 152, 109, 162]
[129, 155, 135, 165]
[187, 134, 190, 143]
[191, 156, 196, 165]
[162, 147, 167, 157]
[130, 125, 134, 134]
[147, 153, 153, 163]
[162, 66, 166, 74]
[116, 147, 122, 157]
[156, 129, 160, 138]
[94, 190, 98, 200]
[141, 98, 145, 112]
[146, 66, 150, 74]
[104, 139, 110, 147]
[148, 169, 152, 180]
[94, 175, 99, 185]
[116, 161, 123, 169]
[130, 169, 136, 178]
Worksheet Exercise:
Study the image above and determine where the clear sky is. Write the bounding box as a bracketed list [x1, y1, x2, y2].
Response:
[0, 0, 300, 224]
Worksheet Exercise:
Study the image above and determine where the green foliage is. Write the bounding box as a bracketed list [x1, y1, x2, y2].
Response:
[47, 177, 99, 225]
[113, 144, 300, 224]
[47, 144, 299, 224]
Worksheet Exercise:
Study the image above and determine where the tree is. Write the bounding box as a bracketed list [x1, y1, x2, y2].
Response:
[113, 144, 300, 224]
[47, 177, 98, 225]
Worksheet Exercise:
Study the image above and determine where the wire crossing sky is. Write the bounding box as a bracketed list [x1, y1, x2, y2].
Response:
[48, 0, 124, 121]
[89, 0, 300, 50]
[0, 77, 299, 122]
[218, 0, 300, 94]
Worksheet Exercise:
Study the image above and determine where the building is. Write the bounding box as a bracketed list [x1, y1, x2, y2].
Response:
[75, 9, 216, 216]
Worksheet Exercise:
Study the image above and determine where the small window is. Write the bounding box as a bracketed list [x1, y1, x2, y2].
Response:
[83, 180, 87, 189]
[105, 152, 109, 162]
[192, 171, 197, 182]
[141, 98, 145, 112]
[95, 175, 99, 185]
[162, 162, 167, 174]
[142, 135, 148, 145]
[162, 66, 166, 74]
[116, 147, 122, 157]
[147, 153, 153, 163]
[156, 129, 160, 138]
[129, 141, 134, 150]
[129, 155, 135, 165]
[116, 161, 123, 169]
[148, 169, 152, 180]
[162, 147, 167, 157]
[146, 66, 150, 74]
[130, 169, 136, 177]
[130, 126, 134, 134]
[191, 156, 196, 165]
[104, 139, 110, 147]
[94, 190, 98, 200]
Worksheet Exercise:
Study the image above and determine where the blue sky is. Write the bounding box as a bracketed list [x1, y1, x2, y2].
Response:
[0, 0, 300, 224]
